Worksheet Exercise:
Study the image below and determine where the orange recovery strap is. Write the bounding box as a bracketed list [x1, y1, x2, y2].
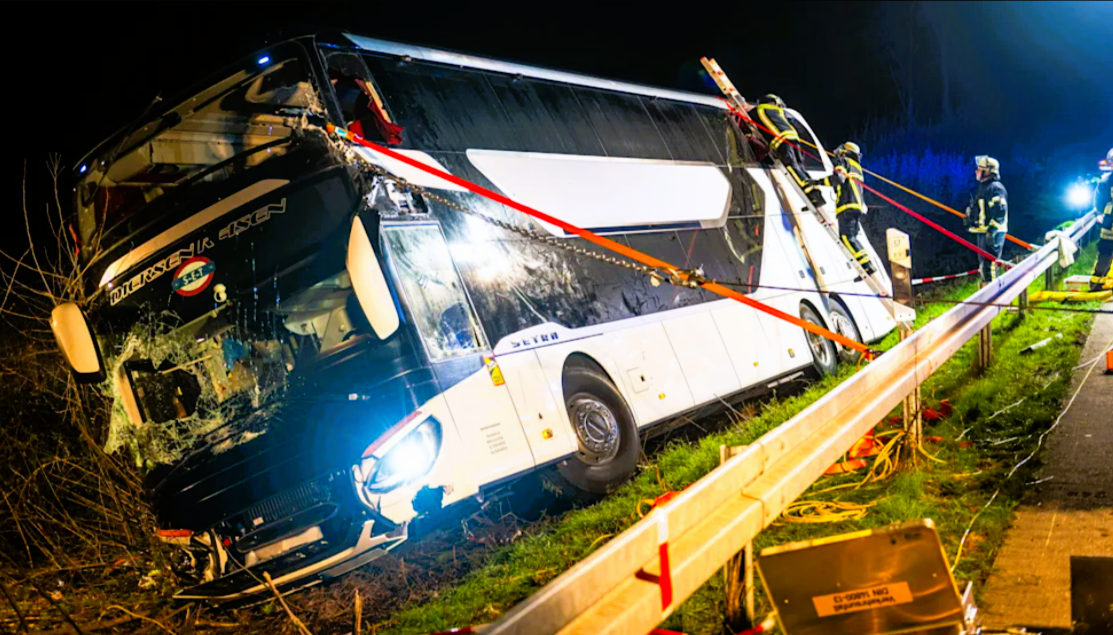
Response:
[327, 123, 876, 359]
[862, 169, 1035, 251]
[717, 101, 1014, 270]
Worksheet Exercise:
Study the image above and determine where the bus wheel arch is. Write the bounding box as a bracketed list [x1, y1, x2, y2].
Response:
[825, 294, 864, 366]
[799, 300, 838, 377]
[553, 353, 641, 497]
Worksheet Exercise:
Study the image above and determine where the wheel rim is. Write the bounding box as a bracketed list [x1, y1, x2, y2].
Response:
[803, 313, 834, 368]
[568, 395, 621, 465]
[830, 311, 859, 355]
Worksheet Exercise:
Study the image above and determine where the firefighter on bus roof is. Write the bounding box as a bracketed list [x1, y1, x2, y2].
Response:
[965, 155, 1008, 284]
[745, 94, 826, 209]
[1090, 147, 1113, 291]
[821, 142, 876, 277]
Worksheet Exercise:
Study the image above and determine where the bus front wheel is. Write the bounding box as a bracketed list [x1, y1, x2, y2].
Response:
[801, 304, 838, 377]
[555, 365, 640, 496]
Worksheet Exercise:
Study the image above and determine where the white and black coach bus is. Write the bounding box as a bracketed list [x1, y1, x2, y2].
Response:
[49, 31, 895, 602]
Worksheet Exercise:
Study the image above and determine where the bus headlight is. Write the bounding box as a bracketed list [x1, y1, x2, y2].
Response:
[355, 418, 442, 495]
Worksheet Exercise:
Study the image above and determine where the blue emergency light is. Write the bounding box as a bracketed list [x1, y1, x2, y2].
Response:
[1066, 181, 1092, 209]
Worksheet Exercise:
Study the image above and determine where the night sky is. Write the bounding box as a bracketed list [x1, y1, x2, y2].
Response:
[15, 2, 895, 161]
[5, 1, 1111, 256]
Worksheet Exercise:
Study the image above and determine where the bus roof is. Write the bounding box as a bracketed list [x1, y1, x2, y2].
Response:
[76, 32, 732, 172]
[341, 33, 730, 111]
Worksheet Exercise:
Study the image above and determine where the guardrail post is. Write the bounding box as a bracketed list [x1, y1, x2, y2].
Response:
[899, 327, 923, 458]
[1017, 287, 1028, 318]
[720, 444, 754, 628]
[975, 324, 992, 373]
[888, 229, 922, 458]
[1044, 262, 1057, 291]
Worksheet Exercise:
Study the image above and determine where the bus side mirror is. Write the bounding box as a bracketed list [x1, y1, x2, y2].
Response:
[50, 303, 106, 384]
[347, 216, 400, 340]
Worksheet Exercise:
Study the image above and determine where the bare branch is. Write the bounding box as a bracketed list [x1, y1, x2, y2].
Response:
[0, 579, 29, 633]
[99, 606, 178, 635]
[10, 569, 84, 635]
[0, 250, 30, 316]
[263, 572, 315, 635]
[22, 161, 57, 304]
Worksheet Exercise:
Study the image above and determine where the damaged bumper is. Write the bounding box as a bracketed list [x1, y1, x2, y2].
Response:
[173, 518, 407, 604]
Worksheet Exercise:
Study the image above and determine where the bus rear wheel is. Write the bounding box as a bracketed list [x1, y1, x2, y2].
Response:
[801, 304, 838, 377]
[827, 300, 863, 366]
[555, 365, 640, 497]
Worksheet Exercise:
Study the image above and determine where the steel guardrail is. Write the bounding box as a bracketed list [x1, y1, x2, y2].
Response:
[483, 212, 1098, 635]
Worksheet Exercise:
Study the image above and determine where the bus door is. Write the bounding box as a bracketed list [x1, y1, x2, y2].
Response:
[380, 222, 536, 487]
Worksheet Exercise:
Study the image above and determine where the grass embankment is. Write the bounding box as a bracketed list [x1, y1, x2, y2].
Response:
[381, 245, 1103, 635]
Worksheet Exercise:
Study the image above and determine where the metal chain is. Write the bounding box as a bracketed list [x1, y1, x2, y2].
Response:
[356, 159, 708, 289]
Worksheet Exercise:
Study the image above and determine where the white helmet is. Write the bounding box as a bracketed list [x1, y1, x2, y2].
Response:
[835, 141, 862, 158]
[1101, 147, 1113, 172]
[976, 155, 1000, 175]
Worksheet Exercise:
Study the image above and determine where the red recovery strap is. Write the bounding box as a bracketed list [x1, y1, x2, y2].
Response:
[328, 123, 875, 359]
[863, 169, 1035, 251]
[859, 181, 1014, 270]
[722, 102, 1014, 269]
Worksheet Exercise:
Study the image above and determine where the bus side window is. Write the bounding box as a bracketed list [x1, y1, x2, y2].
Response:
[724, 113, 760, 167]
[785, 114, 826, 172]
[720, 169, 765, 292]
[382, 224, 486, 362]
[323, 52, 401, 146]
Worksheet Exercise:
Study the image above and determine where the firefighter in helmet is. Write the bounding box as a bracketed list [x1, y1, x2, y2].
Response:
[821, 142, 876, 276]
[745, 94, 826, 209]
[1089, 147, 1113, 291]
[965, 156, 1008, 284]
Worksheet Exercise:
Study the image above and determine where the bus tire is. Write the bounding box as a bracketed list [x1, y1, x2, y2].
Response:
[827, 300, 863, 366]
[555, 365, 640, 496]
[800, 303, 838, 377]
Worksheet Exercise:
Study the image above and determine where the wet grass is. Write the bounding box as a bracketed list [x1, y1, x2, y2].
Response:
[378, 244, 1104, 635]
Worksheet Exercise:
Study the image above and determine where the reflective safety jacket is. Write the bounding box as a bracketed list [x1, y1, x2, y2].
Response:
[821, 156, 867, 215]
[965, 177, 1008, 234]
[1096, 173, 1112, 240]
[755, 103, 800, 151]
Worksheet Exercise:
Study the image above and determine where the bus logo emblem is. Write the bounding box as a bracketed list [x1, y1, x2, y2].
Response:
[172, 257, 216, 297]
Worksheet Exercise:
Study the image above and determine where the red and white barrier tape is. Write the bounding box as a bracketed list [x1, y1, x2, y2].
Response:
[657, 509, 673, 611]
[737, 614, 778, 635]
[912, 256, 1024, 285]
[912, 269, 979, 285]
[643, 490, 681, 612]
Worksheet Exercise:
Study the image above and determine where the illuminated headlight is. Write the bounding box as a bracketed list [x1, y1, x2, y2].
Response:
[354, 418, 442, 495]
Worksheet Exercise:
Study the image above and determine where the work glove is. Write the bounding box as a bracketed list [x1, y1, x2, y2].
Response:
[807, 189, 826, 209]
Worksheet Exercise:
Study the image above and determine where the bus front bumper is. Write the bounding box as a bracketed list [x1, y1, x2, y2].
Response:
[172, 519, 407, 605]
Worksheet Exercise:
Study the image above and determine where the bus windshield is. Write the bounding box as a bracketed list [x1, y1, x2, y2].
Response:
[73, 42, 322, 252]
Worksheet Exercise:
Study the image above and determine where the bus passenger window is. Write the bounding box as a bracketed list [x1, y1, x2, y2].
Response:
[786, 114, 826, 172]
[383, 224, 484, 361]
